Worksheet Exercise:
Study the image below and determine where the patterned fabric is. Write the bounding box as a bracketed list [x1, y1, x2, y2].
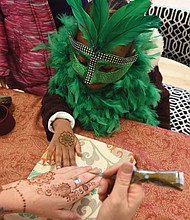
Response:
[4, 135, 135, 220]
[1, 88, 190, 220]
[164, 83, 190, 135]
[148, 6, 190, 67]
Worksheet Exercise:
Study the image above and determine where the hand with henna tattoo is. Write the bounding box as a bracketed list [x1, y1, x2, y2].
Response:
[0, 166, 101, 220]
[47, 118, 82, 168]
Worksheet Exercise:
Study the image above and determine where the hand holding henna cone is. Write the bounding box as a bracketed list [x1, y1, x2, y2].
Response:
[89, 168, 184, 191]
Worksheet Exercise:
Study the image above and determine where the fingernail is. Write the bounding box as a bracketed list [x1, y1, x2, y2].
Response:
[122, 163, 133, 173]
[91, 167, 102, 173]
[56, 165, 61, 169]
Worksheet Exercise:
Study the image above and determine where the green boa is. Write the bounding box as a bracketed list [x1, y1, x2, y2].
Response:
[47, 16, 161, 136]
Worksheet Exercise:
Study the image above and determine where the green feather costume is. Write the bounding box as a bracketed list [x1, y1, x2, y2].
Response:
[44, 0, 162, 136]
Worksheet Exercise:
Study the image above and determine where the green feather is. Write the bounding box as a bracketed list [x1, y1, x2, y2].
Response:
[100, 15, 160, 50]
[103, 0, 151, 33]
[66, 0, 160, 53]
[66, 0, 97, 47]
[97, 0, 159, 50]
[91, 0, 109, 35]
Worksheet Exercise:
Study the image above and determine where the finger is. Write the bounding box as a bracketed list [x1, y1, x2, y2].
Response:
[103, 163, 121, 178]
[98, 178, 109, 201]
[69, 147, 76, 166]
[79, 167, 101, 179]
[128, 182, 144, 205]
[69, 167, 101, 189]
[62, 149, 70, 167]
[98, 177, 114, 195]
[53, 166, 78, 174]
[71, 176, 101, 203]
[111, 162, 133, 199]
[54, 166, 93, 180]
[46, 143, 56, 163]
[56, 146, 63, 169]
[56, 209, 81, 220]
[75, 138, 82, 157]
[98, 178, 115, 202]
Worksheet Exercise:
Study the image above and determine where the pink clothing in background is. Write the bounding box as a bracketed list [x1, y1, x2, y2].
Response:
[0, 1, 59, 96]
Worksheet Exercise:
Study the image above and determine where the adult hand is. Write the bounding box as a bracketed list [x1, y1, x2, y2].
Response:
[0, 166, 101, 220]
[47, 118, 82, 168]
[97, 162, 144, 220]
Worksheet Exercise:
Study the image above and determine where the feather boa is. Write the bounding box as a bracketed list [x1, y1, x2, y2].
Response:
[47, 16, 161, 136]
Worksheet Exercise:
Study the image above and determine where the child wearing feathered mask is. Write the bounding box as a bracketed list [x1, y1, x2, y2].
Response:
[40, 0, 170, 168]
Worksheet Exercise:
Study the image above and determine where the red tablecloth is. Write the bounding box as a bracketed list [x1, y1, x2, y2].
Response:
[1, 88, 190, 220]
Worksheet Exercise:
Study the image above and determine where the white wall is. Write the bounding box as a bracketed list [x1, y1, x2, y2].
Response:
[152, 0, 190, 10]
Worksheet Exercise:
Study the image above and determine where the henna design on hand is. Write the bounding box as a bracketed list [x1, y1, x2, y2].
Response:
[58, 131, 75, 147]
[82, 184, 89, 191]
[35, 181, 96, 203]
[28, 171, 55, 186]
[36, 182, 72, 198]
[66, 182, 96, 202]
[2, 181, 26, 213]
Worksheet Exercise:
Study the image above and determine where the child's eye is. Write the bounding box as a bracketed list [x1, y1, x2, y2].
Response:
[77, 55, 88, 66]
[99, 66, 118, 72]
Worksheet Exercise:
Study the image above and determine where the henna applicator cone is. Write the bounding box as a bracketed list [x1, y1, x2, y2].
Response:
[131, 169, 184, 191]
[89, 169, 184, 191]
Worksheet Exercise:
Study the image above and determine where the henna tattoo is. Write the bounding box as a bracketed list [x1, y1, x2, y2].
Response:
[58, 131, 75, 147]
[79, 187, 84, 194]
[0, 185, 3, 192]
[66, 189, 80, 203]
[3, 181, 26, 213]
[28, 171, 55, 186]
[66, 181, 96, 202]
[35, 180, 97, 204]
[36, 182, 72, 198]
[51, 182, 71, 196]
[82, 184, 89, 191]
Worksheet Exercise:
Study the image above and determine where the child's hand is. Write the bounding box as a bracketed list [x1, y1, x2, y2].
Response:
[46, 119, 82, 168]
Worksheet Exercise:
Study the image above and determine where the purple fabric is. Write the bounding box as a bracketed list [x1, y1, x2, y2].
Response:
[48, 0, 88, 29]
[0, 0, 88, 96]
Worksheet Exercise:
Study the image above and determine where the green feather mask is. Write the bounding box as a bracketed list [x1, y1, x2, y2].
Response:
[46, 15, 162, 136]
[66, 0, 160, 52]
[44, 0, 163, 136]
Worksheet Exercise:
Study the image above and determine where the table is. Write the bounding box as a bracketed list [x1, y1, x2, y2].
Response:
[159, 57, 190, 91]
[0, 88, 190, 220]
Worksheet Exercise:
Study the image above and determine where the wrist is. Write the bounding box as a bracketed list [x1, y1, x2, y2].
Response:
[48, 112, 75, 133]
[53, 118, 71, 130]
[0, 180, 26, 213]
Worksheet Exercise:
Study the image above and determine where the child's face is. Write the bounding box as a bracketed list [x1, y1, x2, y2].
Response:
[72, 31, 135, 90]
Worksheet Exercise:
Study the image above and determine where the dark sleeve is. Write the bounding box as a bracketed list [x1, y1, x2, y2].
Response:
[148, 66, 171, 130]
[41, 93, 73, 141]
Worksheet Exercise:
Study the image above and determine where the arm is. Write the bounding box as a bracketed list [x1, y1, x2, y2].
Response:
[0, 8, 10, 86]
[41, 93, 74, 141]
[0, 166, 101, 220]
[41, 93, 82, 168]
[149, 66, 171, 130]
